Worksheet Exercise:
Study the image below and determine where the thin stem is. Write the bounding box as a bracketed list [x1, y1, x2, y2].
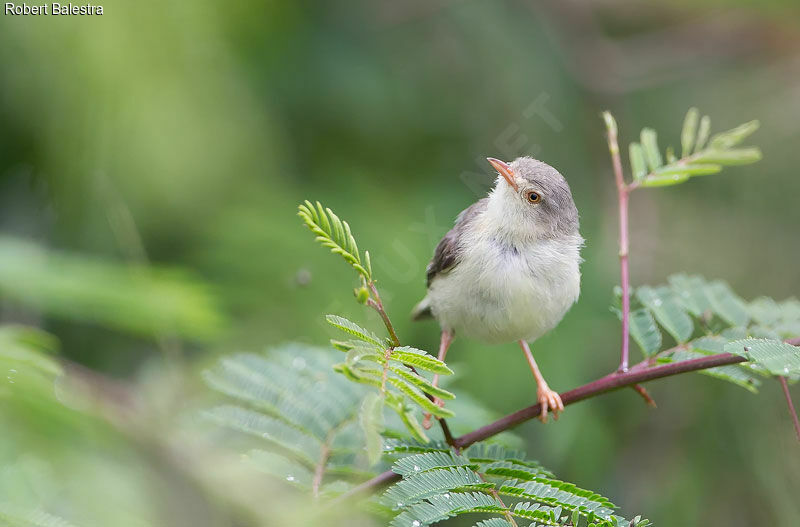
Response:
[439, 417, 457, 449]
[367, 282, 400, 347]
[365, 280, 455, 447]
[778, 376, 800, 442]
[604, 112, 631, 373]
[312, 436, 333, 498]
[380, 347, 392, 394]
[479, 473, 518, 527]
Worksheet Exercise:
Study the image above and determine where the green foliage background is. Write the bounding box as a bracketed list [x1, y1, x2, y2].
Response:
[1, 1, 799, 525]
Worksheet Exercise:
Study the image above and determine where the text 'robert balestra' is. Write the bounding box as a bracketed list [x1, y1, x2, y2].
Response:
[4, 3, 104, 15]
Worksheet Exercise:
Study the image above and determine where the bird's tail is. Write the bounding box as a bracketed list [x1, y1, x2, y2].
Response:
[410, 296, 433, 321]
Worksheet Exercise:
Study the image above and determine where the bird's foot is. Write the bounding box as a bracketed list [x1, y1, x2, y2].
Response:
[421, 398, 445, 429]
[536, 384, 564, 423]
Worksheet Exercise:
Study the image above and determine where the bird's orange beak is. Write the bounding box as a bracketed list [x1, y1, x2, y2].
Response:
[487, 157, 518, 192]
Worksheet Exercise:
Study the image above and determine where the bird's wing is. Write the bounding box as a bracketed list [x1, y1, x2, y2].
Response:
[425, 198, 488, 287]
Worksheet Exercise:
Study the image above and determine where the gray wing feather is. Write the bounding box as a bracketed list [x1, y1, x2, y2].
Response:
[425, 198, 487, 287]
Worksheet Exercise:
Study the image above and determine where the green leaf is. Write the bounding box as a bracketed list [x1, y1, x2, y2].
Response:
[498, 478, 618, 524]
[705, 281, 750, 327]
[628, 143, 647, 181]
[392, 346, 453, 375]
[668, 347, 761, 393]
[389, 492, 503, 527]
[334, 363, 383, 388]
[247, 449, 314, 488]
[383, 439, 450, 455]
[639, 173, 690, 187]
[397, 406, 430, 444]
[0, 236, 224, 340]
[694, 115, 711, 152]
[382, 466, 491, 508]
[203, 405, 321, 465]
[392, 451, 475, 477]
[474, 520, 515, 527]
[628, 309, 662, 357]
[636, 286, 693, 343]
[388, 378, 455, 418]
[390, 366, 456, 400]
[725, 338, 800, 376]
[640, 128, 663, 171]
[749, 297, 782, 326]
[481, 461, 546, 481]
[325, 315, 384, 347]
[668, 274, 714, 316]
[692, 147, 762, 165]
[298, 201, 371, 278]
[653, 163, 722, 177]
[709, 120, 759, 149]
[360, 393, 385, 465]
[681, 107, 699, 157]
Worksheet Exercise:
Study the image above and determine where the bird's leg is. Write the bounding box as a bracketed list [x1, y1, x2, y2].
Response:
[519, 340, 563, 423]
[422, 329, 454, 430]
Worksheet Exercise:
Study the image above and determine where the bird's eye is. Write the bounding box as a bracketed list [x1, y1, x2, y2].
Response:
[527, 191, 541, 204]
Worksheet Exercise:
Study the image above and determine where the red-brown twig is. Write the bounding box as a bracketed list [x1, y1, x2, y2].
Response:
[603, 112, 632, 373]
[336, 349, 750, 500]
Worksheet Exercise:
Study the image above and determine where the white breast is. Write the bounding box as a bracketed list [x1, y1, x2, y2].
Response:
[427, 232, 582, 345]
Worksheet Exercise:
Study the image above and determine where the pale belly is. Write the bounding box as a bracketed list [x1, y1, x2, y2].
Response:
[427, 239, 581, 344]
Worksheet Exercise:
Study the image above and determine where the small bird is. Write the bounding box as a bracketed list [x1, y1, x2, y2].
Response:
[413, 157, 583, 424]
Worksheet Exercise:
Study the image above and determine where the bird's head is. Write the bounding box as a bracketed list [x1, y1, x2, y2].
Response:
[485, 156, 579, 241]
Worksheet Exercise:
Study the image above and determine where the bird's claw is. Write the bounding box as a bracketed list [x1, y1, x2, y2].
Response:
[537, 385, 564, 423]
[421, 398, 445, 430]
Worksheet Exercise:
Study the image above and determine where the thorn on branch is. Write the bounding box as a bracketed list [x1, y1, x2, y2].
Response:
[631, 384, 657, 408]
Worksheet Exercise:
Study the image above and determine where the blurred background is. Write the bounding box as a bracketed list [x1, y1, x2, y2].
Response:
[1, 0, 799, 525]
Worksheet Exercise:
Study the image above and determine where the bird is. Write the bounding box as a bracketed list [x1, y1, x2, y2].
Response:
[412, 156, 583, 425]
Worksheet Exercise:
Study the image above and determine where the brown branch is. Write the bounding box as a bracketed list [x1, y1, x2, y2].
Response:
[337, 350, 749, 500]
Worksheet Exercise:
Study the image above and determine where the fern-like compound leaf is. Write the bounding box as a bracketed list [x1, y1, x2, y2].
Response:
[664, 348, 761, 393]
[382, 466, 492, 508]
[613, 275, 800, 392]
[326, 314, 384, 347]
[725, 338, 800, 376]
[298, 200, 371, 279]
[388, 378, 455, 418]
[635, 286, 693, 343]
[619, 108, 761, 188]
[390, 366, 456, 401]
[389, 492, 505, 527]
[391, 346, 453, 375]
[203, 346, 377, 495]
[392, 452, 476, 477]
